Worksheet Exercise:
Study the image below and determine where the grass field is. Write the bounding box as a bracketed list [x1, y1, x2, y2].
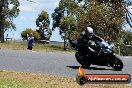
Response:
[0, 71, 131, 88]
[0, 41, 72, 52]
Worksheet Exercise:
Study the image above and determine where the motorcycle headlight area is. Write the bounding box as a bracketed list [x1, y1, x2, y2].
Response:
[107, 46, 111, 49]
[102, 49, 112, 53]
[110, 43, 115, 51]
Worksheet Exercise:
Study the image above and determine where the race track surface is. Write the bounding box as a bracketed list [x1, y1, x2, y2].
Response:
[0, 49, 132, 80]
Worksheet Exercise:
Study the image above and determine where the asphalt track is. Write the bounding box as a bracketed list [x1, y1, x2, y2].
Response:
[0, 49, 132, 81]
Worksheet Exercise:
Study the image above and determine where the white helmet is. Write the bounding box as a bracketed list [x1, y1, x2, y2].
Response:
[85, 27, 94, 38]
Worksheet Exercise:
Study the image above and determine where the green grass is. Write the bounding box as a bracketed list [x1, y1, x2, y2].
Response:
[0, 79, 35, 88]
[0, 71, 131, 88]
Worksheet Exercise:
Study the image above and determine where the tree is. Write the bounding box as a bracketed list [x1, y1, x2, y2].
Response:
[0, 0, 20, 43]
[121, 30, 132, 45]
[21, 28, 40, 40]
[52, 0, 81, 50]
[59, 16, 77, 50]
[77, 0, 132, 28]
[52, 0, 132, 50]
[75, 0, 132, 42]
[77, 1, 125, 41]
[36, 11, 52, 40]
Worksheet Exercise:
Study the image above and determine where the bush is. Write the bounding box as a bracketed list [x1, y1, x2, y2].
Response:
[115, 45, 132, 56]
[21, 28, 40, 40]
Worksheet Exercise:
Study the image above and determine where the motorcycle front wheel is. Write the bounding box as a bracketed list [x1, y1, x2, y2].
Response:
[109, 56, 123, 71]
[75, 52, 91, 68]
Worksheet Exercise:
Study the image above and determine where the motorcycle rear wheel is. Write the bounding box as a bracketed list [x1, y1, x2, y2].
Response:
[109, 56, 123, 71]
[75, 52, 91, 68]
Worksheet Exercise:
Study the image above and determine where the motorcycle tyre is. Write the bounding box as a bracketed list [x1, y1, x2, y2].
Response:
[75, 52, 91, 68]
[109, 56, 123, 71]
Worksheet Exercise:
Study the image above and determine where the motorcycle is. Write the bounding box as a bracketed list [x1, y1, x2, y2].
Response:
[69, 39, 123, 71]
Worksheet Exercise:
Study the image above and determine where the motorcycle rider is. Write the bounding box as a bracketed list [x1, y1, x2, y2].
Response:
[77, 27, 103, 58]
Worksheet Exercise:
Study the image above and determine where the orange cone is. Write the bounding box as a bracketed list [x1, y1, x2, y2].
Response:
[78, 66, 86, 76]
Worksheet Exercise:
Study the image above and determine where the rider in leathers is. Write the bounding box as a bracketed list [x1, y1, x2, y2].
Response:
[77, 27, 103, 58]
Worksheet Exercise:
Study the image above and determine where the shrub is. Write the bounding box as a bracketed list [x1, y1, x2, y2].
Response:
[21, 28, 40, 40]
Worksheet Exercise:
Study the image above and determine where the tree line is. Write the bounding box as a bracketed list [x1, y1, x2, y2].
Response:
[0, 0, 132, 50]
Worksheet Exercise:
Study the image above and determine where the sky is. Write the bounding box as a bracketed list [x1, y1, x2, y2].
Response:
[5, 0, 63, 42]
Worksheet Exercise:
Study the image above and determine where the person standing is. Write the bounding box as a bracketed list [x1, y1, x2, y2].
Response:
[27, 33, 34, 50]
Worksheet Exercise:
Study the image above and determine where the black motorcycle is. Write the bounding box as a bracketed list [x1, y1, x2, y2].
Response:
[69, 39, 123, 71]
